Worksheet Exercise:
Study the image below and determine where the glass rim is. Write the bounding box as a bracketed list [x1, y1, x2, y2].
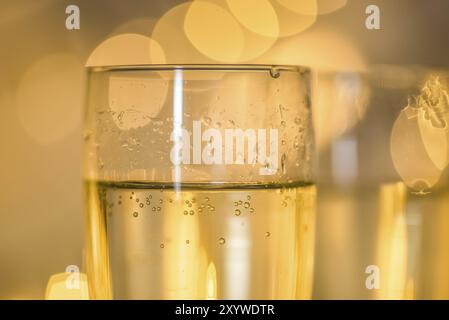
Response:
[87, 64, 309, 74]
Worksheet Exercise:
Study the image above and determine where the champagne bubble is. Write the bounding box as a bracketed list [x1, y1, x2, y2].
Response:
[218, 237, 226, 245]
[160, 243, 165, 249]
[183, 210, 188, 215]
[133, 212, 138, 218]
[139, 203, 144, 208]
[265, 231, 271, 237]
[234, 209, 241, 216]
[244, 202, 250, 209]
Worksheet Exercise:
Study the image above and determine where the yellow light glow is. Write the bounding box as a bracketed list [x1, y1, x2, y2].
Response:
[163, 192, 203, 299]
[45, 273, 89, 300]
[86, 33, 165, 67]
[270, 0, 317, 37]
[275, 0, 317, 15]
[16, 53, 84, 145]
[109, 18, 157, 36]
[316, 0, 347, 14]
[226, 0, 279, 37]
[152, 3, 215, 64]
[376, 182, 409, 300]
[184, 1, 245, 63]
[254, 29, 366, 71]
[206, 0, 278, 61]
[276, 0, 347, 15]
[206, 262, 218, 299]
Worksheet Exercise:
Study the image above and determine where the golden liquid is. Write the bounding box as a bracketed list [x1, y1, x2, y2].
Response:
[85, 181, 316, 300]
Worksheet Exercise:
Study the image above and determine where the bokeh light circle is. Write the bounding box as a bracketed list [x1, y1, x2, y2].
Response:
[16, 53, 84, 145]
[184, 1, 245, 63]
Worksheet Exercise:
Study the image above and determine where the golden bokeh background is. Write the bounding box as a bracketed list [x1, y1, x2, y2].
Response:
[1, 0, 449, 299]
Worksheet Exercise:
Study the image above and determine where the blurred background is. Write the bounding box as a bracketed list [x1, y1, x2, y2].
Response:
[1, 0, 449, 299]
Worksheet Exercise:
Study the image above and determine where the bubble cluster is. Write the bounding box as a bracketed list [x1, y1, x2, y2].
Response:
[232, 194, 256, 216]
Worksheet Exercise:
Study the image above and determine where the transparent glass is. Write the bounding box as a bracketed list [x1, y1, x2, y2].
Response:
[83, 65, 316, 299]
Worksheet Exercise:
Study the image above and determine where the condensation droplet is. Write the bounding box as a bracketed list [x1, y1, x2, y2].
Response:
[270, 68, 280, 78]
[281, 154, 287, 175]
[202, 116, 212, 126]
